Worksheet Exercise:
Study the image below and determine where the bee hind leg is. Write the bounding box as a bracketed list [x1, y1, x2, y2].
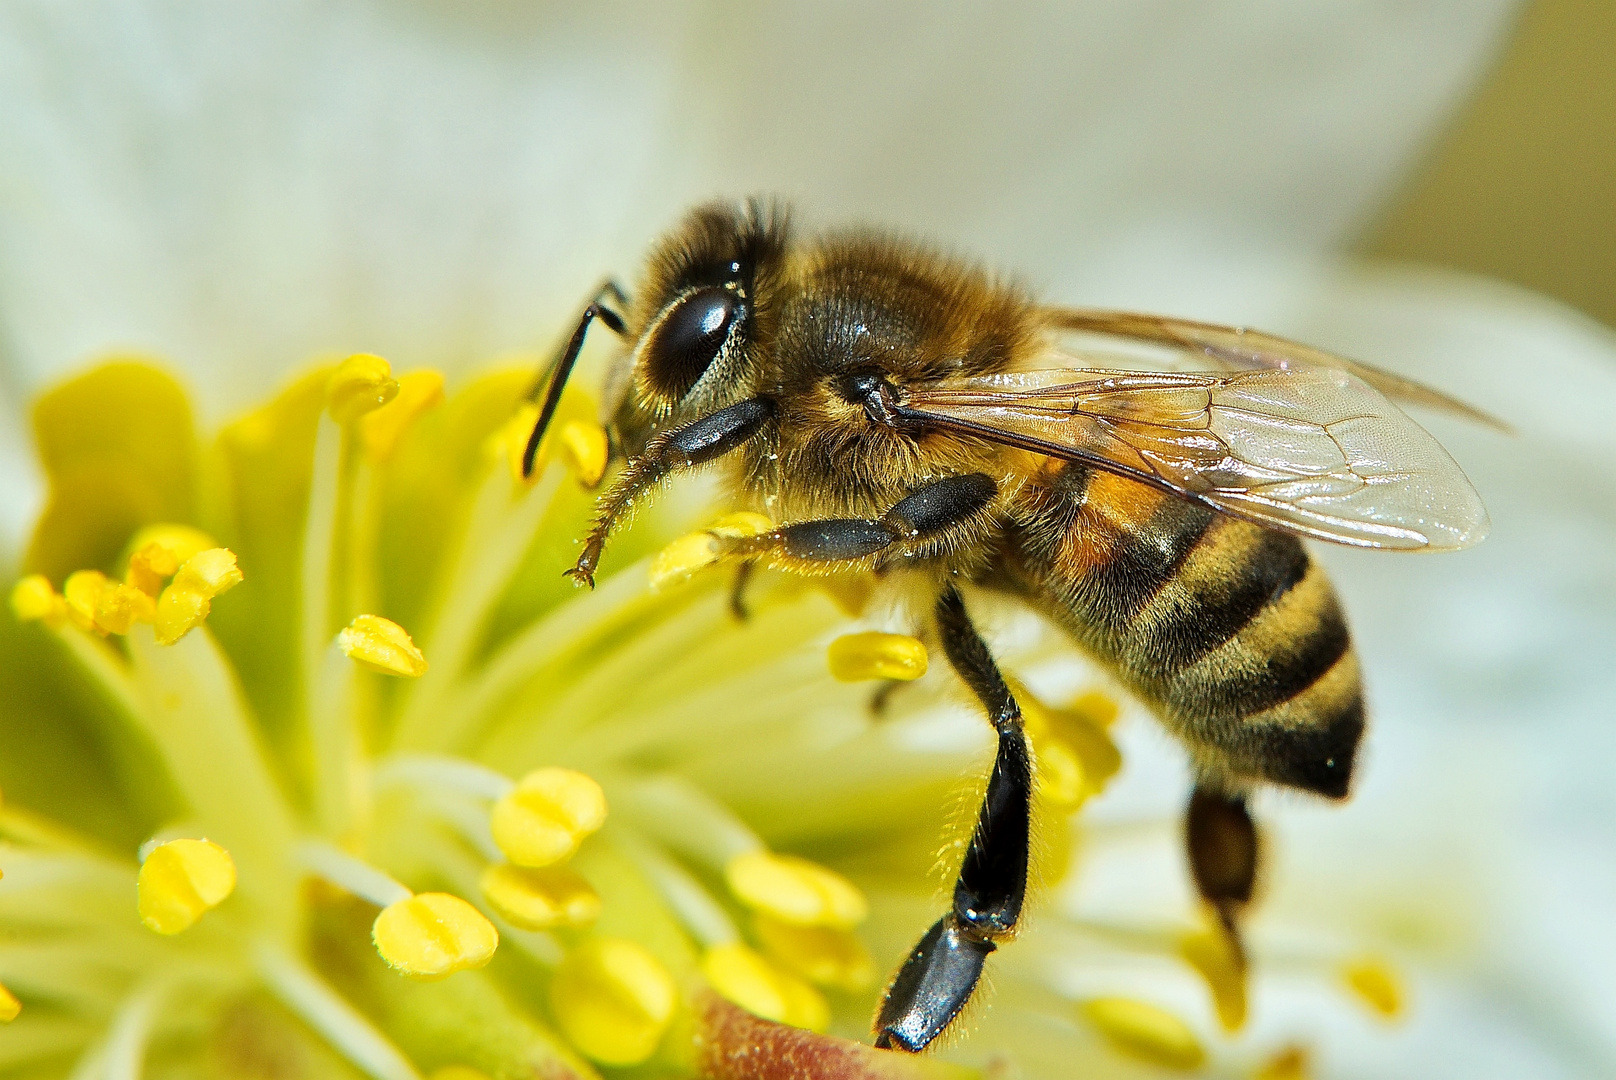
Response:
[1185, 785, 1258, 962]
[874, 585, 1031, 1052]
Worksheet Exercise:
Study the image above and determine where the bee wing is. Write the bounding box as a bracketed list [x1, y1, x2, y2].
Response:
[900, 366, 1490, 550]
[1045, 307, 1511, 433]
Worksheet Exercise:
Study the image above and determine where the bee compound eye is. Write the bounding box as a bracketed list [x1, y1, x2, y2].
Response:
[644, 286, 740, 400]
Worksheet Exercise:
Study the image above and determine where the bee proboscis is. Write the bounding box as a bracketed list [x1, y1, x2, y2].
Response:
[522, 201, 1492, 1052]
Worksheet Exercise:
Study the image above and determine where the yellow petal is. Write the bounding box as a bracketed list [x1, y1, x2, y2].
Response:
[725, 851, 867, 930]
[826, 632, 928, 682]
[1081, 997, 1205, 1071]
[337, 614, 428, 677]
[326, 353, 400, 424]
[490, 768, 608, 867]
[360, 369, 446, 462]
[479, 862, 602, 931]
[549, 938, 678, 1067]
[137, 838, 237, 934]
[372, 892, 498, 979]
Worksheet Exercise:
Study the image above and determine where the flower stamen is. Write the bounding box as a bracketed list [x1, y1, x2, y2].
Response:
[326, 354, 400, 424]
[360, 369, 445, 462]
[548, 937, 678, 1067]
[154, 548, 244, 644]
[826, 632, 928, 682]
[489, 767, 607, 868]
[1081, 997, 1206, 1071]
[338, 615, 429, 677]
[1341, 956, 1405, 1020]
[724, 851, 867, 930]
[9, 573, 68, 628]
[700, 942, 830, 1033]
[137, 838, 237, 934]
[479, 863, 601, 931]
[372, 893, 499, 980]
[648, 512, 775, 589]
[752, 914, 875, 991]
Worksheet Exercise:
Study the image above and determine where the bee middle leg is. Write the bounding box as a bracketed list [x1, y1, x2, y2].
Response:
[874, 585, 1032, 1052]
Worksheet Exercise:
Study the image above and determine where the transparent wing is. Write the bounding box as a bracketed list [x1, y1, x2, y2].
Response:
[1045, 307, 1511, 432]
[900, 366, 1490, 550]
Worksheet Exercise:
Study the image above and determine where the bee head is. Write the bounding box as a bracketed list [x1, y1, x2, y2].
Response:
[607, 200, 791, 451]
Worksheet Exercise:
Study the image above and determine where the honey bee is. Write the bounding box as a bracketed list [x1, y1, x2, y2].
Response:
[523, 200, 1491, 1052]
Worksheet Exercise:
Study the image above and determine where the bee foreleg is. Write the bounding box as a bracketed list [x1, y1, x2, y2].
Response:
[568, 396, 776, 586]
[874, 585, 1031, 1052]
[1185, 785, 1258, 965]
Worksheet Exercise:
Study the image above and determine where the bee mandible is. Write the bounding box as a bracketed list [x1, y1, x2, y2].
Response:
[521, 200, 1492, 1052]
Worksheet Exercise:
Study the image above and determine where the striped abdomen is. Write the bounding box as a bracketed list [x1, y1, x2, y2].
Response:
[1002, 463, 1364, 798]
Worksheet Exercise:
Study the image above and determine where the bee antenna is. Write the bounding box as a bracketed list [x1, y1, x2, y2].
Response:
[522, 285, 628, 478]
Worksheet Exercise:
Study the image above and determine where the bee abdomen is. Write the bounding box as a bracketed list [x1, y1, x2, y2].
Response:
[1010, 467, 1365, 798]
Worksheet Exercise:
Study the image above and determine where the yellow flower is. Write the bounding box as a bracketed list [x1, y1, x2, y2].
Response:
[0, 357, 1437, 1079]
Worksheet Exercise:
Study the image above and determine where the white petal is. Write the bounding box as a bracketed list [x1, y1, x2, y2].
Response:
[0, 1, 1515, 414]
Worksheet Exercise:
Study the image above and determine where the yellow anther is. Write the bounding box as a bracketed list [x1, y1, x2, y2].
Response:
[647, 513, 776, 591]
[371, 892, 498, 979]
[1254, 1045, 1313, 1080]
[124, 524, 217, 595]
[479, 862, 601, 931]
[558, 420, 610, 487]
[649, 532, 724, 590]
[326, 353, 400, 423]
[548, 937, 678, 1067]
[498, 403, 541, 483]
[490, 767, 607, 868]
[337, 614, 428, 677]
[94, 581, 156, 635]
[1033, 736, 1087, 808]
[359, 369, 445, 462]
[1017, 681, 1122, 804]
[826, 632, 928, 683]
[725, 851, 867, 930]
[154, 548, 244, 644]
[10, 574, 68, 628]
[137, 838, 237, 935]
[753, 913, 875, 991]
[0, 982, 19, 1022]
[706, 512, 775, 539]
[1179, 926, 1247, 1031]
[1081, 997, 1205, 1071]
[1068, 688, 1120, 727]
[700, 943, 830, 1033]
[62, 569, 111, 633]
[1341, 955, 1405, 1020]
